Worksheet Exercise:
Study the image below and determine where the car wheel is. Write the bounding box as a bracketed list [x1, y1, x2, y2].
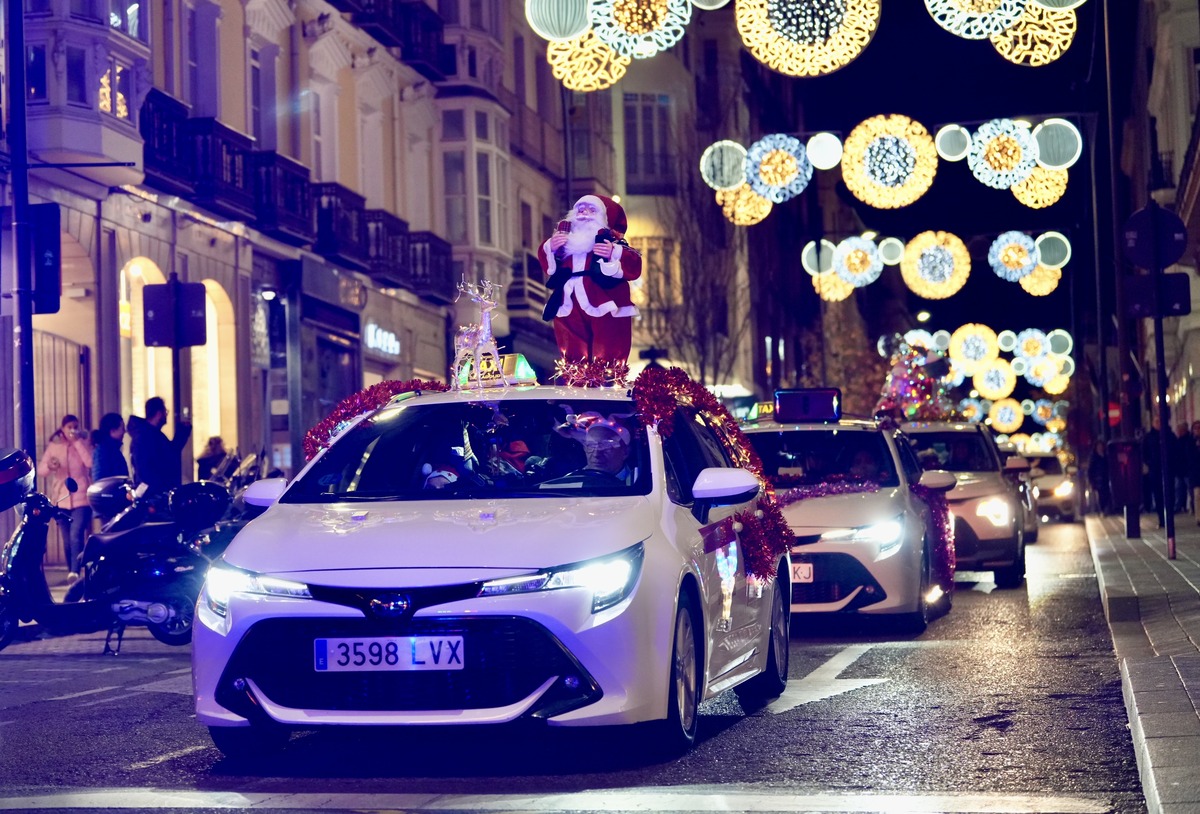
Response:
[899, 545, 931, 634]
[649, 594, 701, 756]
[208, 724, 290, 761]
[994, 533, 1026, 589]
[735, 575, 789, 703]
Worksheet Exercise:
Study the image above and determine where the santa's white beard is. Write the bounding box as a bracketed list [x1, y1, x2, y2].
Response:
[564, 224, 599, 257]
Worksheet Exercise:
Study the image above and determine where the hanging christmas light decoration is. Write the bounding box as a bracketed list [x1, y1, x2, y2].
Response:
[945, 361, 967, 388]
[990, 4, 1076, 67]
[1043, 372, 1070, 395]
[997, 330, 1017, 352]
[526, 0, 592, 41]
[716, 183, 773, 225]
[802, 239, 837, 275]
[969, 118, 1039, 189]
[806, 132, 844, 170]
[974, 358, 1017, 400]
[878, 236, 905, 265]
[813, 270, 855, 302]
[1035, 231, 1072, 268]
[959, 398, 984, 423]
[1015, 328, 1049, 361]
[989, 398, 1025, 433]
[1020, 399, 1036, 415]
[842, 115, 938, 208]
[904, 329, 935, 350]
[735, 0, 881, 78]
[925, 0, 1026, 40]
[546, 30, 631, 92]
[590, 0, 693, 59]
[746, 133, 813, 203]
[932, 329, 952, 350]
[949, 323, 1000, 375]
[1032, 0, 1087, 14]
[901, 230, 970, 299]
[1046, 328, 1073, 355]
[1011, 357, 1029, 375]
[1024, 356, 1059, 387]
[691, 0, 732, 8]
[833, 236, 883, 288]
[1032, 117, 1083, 169]
[700, 140, 748, 191]
[1012, 166, 1068, 208]
[1018, 264, 1061, 296]
[988, 231, 1039, 281]
[935, 124, 971, 161]
[1032, 398, 1053, 425]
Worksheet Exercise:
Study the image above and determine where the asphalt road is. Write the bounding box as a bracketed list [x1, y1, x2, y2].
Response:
[0, 521, 1145, 813]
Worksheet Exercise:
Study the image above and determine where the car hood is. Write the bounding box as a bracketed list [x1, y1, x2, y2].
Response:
[223, 497, 658, 582]
[1034, 474, 1067, 488]
[946, 471, 1011, 501]
[779, 487, 906, 535]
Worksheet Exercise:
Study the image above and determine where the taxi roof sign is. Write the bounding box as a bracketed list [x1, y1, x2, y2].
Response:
[455, 353, 539, 388]
[774, 388, 841, 423]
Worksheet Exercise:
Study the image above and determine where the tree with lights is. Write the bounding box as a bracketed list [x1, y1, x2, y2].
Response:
[875, 336, 954, 421]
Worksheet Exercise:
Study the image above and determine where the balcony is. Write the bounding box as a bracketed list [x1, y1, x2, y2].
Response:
[186, 118, 255, 221]
[510, 101, 565, 179]
[408, 231, 455, 304]
[140, 88, 193, 197]
[253, 151, 314, 246]
[396, 1, 453, 81]
[314, 183, 369, 271]
[356, 0, 403, 47]
[624, 151, 677, 196]
[508, 252, 549, 322]
[365, 209, 410, 287]
[324, 0, 363, 12]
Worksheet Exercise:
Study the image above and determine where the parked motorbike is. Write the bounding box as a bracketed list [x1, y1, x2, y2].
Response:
[0, 448, 229, 654]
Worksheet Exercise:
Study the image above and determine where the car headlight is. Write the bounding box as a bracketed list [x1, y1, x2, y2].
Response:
[203, 562, 312, 619]
[1032, 486, 1041, 499]
[976, 497, 1012, 527]
[1053, 481, 1074, 498]
[478, 543, 644, 613]
[820, 518, 905, 556]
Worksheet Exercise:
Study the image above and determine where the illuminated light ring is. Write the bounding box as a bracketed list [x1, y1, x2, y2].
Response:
[925, 0, 1027, 40]
[1046, 328, 1073, 355]
[997, 330, 1017, 352]
[843, 115, 938, 209]
[878, 236, 905, 265]
[1031, 0, 1087, 12]
[935, 124, 971, 161]
[973, 358, 1018, 400]
[988, 231, 1039, 281]
[833, 236, 884, 287]
[526, 0, 592, 41]
[1012, 166, 1068, 209]
[969, 118, 1039, 189]
[813, 270, 855, 302]
[1019, 264, 1061, 296]
[1020, 399, 1036, 415]
[807, 132, 844, 170]
[1033, 398, 1053, 424]
[904, 329, 935, 349]
[735, 0, 881, 78]
[1043, 373, 1070, 395]
[959, 398, 984, 422]
[700, 140, 748, 191]
[1056, 355, 1075, 377]
[946, 364, 966, 388]
[589, 0, 692, 59]
[932, 329, 952, 350]
[1032, 117, 1083, 169]
[547, 30, 631, 92]
[1015, 328, 1049, 361]
[1025, 356, 1059, 387]
[990, 398, 1025, 433]
[949, 323, 1000, 375]
[990, 5, 1077, 67]
[716, 183, 773, 226]
[901, 231, 970, 299]
[802, 239, 837, 276]
[1011, 357, 1029, 375]
[1035, 231, 1071, 268]
[746, 133, 813, 203]
[691, 0, 731, 8]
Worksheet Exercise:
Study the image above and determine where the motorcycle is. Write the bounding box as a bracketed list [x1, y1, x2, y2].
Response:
[0, 448, 229, 655]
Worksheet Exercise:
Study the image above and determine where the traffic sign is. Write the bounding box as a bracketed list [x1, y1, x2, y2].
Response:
[1107, 402, 1121, 428]
[1123, 273, 1192, 318]
[1123, 203, 1188, 270]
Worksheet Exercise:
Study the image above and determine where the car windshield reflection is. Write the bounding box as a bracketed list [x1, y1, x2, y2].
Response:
[906, 432, 998, 473]
[745, 430, 900, 488]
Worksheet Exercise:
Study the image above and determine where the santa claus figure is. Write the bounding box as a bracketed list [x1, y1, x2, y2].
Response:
[538, 194, 642, 364]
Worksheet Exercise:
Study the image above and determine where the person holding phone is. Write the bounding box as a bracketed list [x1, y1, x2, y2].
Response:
[38, 414, 94, 579]
[128, 396, 193, 496]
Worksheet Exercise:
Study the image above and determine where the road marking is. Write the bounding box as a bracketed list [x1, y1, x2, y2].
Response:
[47, 686, 120, 701]
[767, 644, 887, 713]
[0, 787, 1112, 812]
[126, 746, 208, 770]
[131, 674, 193, 695]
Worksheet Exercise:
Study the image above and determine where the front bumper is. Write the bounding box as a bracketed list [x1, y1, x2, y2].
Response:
[787, 532, 921, 616]
[950, 499, 1020, 569]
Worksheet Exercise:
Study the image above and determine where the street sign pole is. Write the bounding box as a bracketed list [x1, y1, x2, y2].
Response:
[6, 0, 35, 455]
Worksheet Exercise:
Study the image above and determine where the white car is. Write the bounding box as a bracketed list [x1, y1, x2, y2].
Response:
[741, 391, 957, 632]
[193, 371, 790, 759]
[1026, 452, 1078, 522]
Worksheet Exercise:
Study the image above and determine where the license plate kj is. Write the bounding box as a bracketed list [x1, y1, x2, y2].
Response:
[314, 636, 465, 672]
[792, 563, 814, 583]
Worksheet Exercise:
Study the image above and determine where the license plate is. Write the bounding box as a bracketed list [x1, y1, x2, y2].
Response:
[314, 636, 465, 672]
[792, 563, 814, 583]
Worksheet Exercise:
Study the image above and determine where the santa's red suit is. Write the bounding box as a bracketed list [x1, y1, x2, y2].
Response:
[538, 195, 642, 364]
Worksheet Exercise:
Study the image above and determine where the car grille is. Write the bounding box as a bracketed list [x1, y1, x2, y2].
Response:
[952, 514, 980, 561]
[789, 552, 885, 608]
[214, 615, 595, 715]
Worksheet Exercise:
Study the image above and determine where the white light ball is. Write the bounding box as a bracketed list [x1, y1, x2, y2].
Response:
[525, 0, 590, 41]
[878, 237, 905, 266]
[806, 132, 844, 170]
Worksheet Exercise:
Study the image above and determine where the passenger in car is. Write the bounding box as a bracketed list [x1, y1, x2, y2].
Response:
[848, 449, 880, 480]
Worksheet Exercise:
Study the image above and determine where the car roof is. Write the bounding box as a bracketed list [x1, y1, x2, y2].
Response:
[740, 417, 883, 434]
[385, 384, 637, 407]
[899, 421, 984, 434]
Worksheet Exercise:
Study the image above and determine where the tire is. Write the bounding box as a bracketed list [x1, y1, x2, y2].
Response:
[898, 545, 932, 634]
[208, 724, 290, 761]
[147, 591, 196, 646]
[735, 576, 789, 703]
[0, 598, 17, 651]
[649, 594, 701, 757]
[994, 533, 1026, 589]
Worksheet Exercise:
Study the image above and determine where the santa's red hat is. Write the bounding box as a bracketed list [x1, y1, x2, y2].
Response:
[574, 194, 627, 238]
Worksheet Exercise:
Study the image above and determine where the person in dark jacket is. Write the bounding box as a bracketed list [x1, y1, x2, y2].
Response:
[128, 396, 192, 495]
[91, 412, 129, 481]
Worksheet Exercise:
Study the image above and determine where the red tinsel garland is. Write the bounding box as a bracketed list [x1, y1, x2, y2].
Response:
[632, 366, 786, 580]
[911, 483, 955, 595]
[776, 480, 881, 508]
[303, 379, 450, 461]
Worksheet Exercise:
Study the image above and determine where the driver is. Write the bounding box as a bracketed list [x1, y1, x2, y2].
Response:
[575, 423, 631, 482]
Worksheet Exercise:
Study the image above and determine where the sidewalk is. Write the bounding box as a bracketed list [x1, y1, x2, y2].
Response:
[1087, 513, 1200, 814]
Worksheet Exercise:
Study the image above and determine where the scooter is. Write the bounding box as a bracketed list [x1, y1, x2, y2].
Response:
[0, 448, 228, 654]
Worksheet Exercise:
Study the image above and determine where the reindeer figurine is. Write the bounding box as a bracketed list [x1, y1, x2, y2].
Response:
[452, 278, 507, 389]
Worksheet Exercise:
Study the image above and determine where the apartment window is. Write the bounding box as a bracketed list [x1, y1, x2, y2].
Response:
[360, 108, 384, 207]
[444, 151, 468, 243]
[443, 109, 465, 140]
[475, 111, 488, 142]
[185, 5, 198, 104]
[310, 87, 337, 182]
[496, 156, 509, 253]
[624, 92, 675, 193]
[25, 0, 50, 13]
[513, 36, 526, 102]
[69, 0, 100, 18]
[469, 0, 484, 30]
[520, 202, 532, 250]
[66, 46, 88, 105]
[110, 0, 146, 41]
[250, 48, 263, 142]
[1193, 48, 1200, 110]
[476, 152, 492, 245]
[438, 0, 459, 24]
[311, 90, 323, 180]
[184, 1, 219, 115]
[467, 46, 477, 79]
[98, 59, 131, 118]
[27, 45, 47, 102]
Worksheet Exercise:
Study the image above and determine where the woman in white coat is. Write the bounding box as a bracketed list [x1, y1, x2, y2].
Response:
[38, 414, 94, 579]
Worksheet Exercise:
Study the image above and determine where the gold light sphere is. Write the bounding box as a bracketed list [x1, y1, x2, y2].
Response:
[1019, 264, 1062, 296]
[949, 323, 1000, 375]
[735, 0, 881, 78]
[546, 29, 631, 92]
[842, 114, 939, 209]
[991, 5, 1077, 67]
[969, 118, 1039, 189]
[901, 231, 971, 299]
[973, 358, 1018, 400]
[813, 270, 855, 302]
[1043, 372, 1071, 395]
[591, 0, 692, 59]
[715, 183, 772, 226]
[989, 398, 1025, 433]
[925, 0, 1026, 40]
[1012, 166, 1069, 208]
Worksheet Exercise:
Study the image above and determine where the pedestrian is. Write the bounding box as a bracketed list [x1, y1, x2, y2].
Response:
[91, 412, 129, 480]
[1087, 440, 1110, 515]
[128, 396, 192, 496]
[196, 436, 228, 481]
[1142, 417, 1164, 525]
[37, 414, 93, 579]
[1190, 422, 1200, 526]
[1175, 423, 1192, 513]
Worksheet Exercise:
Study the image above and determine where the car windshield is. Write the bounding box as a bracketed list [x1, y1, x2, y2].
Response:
[745, 429, 900, 487]
[906, 432, 998, 473]
[283, 398, 652, 503]
[1030, 456, 1063, 475]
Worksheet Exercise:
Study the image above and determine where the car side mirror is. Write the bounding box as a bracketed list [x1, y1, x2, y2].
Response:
[917, 470, 957, 492]
[243, 477, 288, 507]
[690, 467, 760, 524]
